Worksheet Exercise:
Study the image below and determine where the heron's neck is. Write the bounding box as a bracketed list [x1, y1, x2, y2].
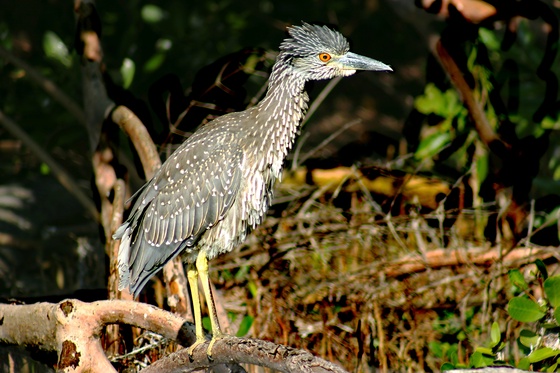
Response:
[252, 57, 309, 176]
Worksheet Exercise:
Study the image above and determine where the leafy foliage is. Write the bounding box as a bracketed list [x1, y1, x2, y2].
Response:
[439, 261, 560, 371]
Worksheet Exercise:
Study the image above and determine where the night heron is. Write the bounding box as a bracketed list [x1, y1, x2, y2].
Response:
[114, 22, 392, 358]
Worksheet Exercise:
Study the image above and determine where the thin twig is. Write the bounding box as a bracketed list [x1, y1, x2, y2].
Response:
[110, 333, 168, 361]
[350, 167, 383, 213]
[384, 213, 409, 252]
[373, 301, 387, 373]
[294, 119, 361, 169]
[302, 76, 342, 127]
[290, 132, 310, 170]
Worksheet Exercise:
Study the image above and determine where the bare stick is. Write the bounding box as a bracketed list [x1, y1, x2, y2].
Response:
[383, 246, 555, 278]
[105, 179, 128, 355]
[302, 76, 342, 126]
[109, 179, 127, 299]
[294, 119, 361, 169]
[435, 39, 506, 150]
[112, 105, 161, 179]
[373, 301, 387, 373]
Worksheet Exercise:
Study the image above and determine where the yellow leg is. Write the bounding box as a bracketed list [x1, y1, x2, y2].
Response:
[196, 253, 226, 359]
[186, 263, 206, 357]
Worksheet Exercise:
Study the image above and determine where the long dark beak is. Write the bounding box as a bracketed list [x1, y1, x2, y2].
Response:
[339, 52, 392, 72]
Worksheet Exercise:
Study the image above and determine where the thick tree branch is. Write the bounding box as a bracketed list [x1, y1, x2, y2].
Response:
[0, 299, 192, 372]
[0, 299, 345, 373]
[112, 105, 161, 179]
[143, 337, 348, 373]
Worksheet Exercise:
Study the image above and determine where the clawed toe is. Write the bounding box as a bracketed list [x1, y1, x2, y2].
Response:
[206, 333, 228, 361]
[187, 338, 207, 362]
[187, 334, 229, 362]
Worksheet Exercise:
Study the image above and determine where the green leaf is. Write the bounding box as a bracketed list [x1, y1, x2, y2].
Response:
[43, 31, 72, 68]
[144, 52, 165, 72]
[542, 322, 558, 329]
[547, 361, 558, 372]
[528, 347, 560, 363]
[508, 297, 545, 322]
[429, 341, 444, 358]
[469, 351, 494, 368]
[519, 329, 539, 348]
[414, 84, 460, 117]
[448, 345, 460, 366]
[536, 206, 560, 230]
[234, 265, 250, 281]
[475, 346, 494, 356]
[247, 280, 257, 298]
[221, 269, 233, 281]
[479, 28, 501, 51]
[202, 316, 211, 332]
[475, 147, 489, 183]
[553, 162, 560, 181]
[441, 362, 455, 371]
[508, 269, 528, 291]
[542, 115, 560, 130]
[414, 84, 442, 115]
[443, 90, 462, 118]
[141, 4, 165, 23]
[535, 259, 549, 280]
[242, 54, 261, 74]
[414, 131, 452, 160]
[517, 357, 531, 370]
[544, 276, 560, 308]
[554, 307, 560, 324]
[40, 163, 50, 175]
[236, 315, 254, 337]
[489, 322, 501, 348]
[120, 58, 135, 89]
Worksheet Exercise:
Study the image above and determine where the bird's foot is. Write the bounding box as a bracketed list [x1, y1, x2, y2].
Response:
[187, 337, 208, 362]
[206, 332, 228, 362]
[187, 333, 230, 362]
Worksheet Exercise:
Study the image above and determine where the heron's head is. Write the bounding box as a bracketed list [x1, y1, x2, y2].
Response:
[278, 22, 392, 81]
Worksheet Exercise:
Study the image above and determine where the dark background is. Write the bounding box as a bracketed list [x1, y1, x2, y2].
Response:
[0, 0, 432, 297]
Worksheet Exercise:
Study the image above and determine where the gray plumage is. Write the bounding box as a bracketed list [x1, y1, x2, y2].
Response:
[114, 22, 392, 297]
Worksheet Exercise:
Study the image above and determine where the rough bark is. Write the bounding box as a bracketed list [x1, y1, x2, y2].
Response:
[0, 299, 348, 373]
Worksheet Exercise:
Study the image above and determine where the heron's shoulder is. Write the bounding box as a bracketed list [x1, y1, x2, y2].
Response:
[156, 126, 243, 178]
[202, 108, 257, 132]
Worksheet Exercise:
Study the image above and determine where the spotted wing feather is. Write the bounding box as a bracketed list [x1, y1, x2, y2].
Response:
[115, 133, 243, 295]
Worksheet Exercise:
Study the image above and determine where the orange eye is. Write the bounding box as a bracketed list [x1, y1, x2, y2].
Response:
[318, 53, 332, 62]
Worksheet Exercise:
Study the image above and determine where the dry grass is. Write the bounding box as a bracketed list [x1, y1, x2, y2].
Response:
[206, 170, 559, 372]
